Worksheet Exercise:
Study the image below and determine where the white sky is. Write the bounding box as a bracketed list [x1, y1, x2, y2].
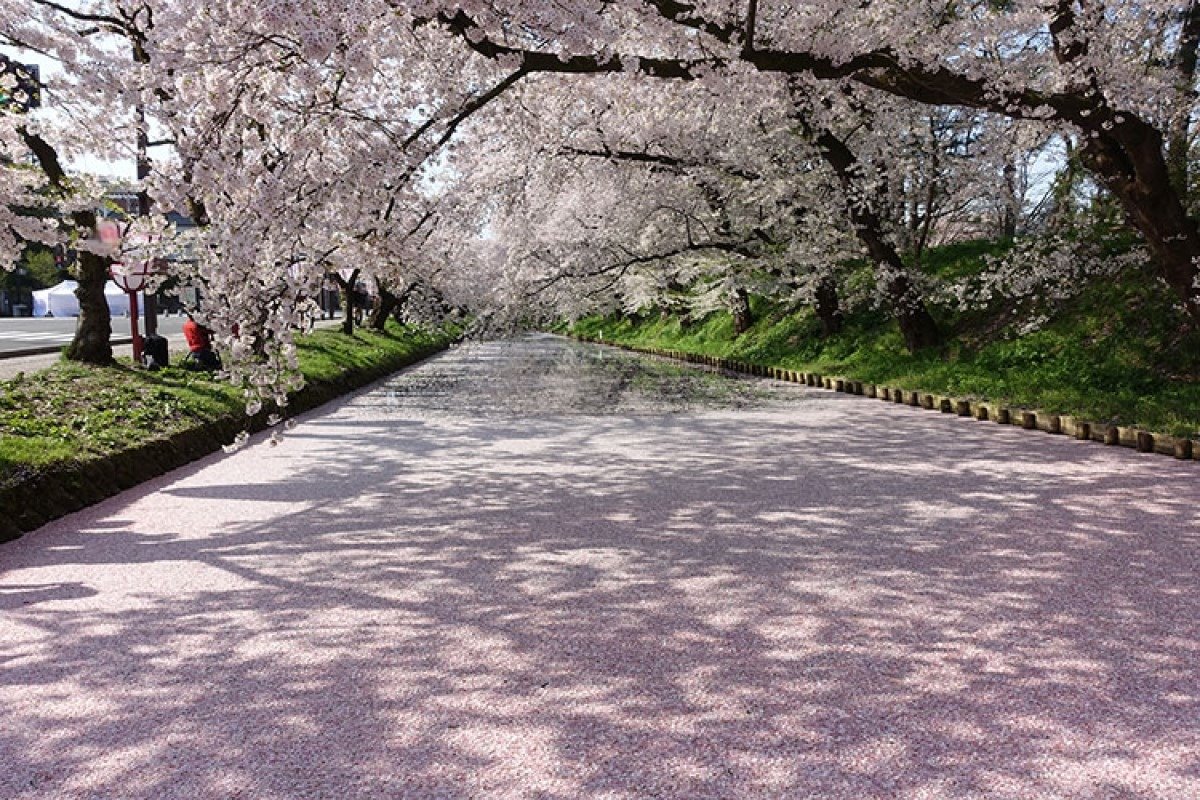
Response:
[3, 45, 134, 180]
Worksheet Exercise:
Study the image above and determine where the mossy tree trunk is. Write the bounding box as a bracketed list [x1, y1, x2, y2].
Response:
[814, 274, 843, 336]
[66, 244, 114, 365]
[332, 268, 361, 335]
[731, 288, 753, 335]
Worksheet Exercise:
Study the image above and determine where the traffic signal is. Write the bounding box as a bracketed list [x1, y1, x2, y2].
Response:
[0, 56, 40, 113]
[53, 243, 75, 275]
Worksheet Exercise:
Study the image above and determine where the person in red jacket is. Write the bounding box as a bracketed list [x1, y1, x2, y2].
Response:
[182, 314, 221, 371]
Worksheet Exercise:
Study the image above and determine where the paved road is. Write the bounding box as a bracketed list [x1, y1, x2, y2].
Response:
[0, 316, 187, 355]
[2, 334, 1198, 799]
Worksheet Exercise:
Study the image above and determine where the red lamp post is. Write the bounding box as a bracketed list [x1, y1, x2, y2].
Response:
[109, 260, 153, 364]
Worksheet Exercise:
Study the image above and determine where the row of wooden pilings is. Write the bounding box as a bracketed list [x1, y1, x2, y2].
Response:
[573, 335, 1198, 462]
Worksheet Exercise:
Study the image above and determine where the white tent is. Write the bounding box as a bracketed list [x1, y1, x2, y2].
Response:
[31, 280, 138, 317]
[104, 282, 130, 316]
[32, 280, 78, 317]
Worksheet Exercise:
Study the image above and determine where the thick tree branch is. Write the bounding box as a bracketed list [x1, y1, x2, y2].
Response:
[432, 10, 712, 79]
[562, 145, 762, 181]
[744, 0, 759, 54]
[27, 0, 129, 32]
[526, 239, 756, 297]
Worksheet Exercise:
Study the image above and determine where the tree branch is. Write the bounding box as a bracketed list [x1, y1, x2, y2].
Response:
[561, 145, 762, 181]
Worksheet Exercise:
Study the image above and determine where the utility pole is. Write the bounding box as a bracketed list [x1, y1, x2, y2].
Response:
[136, 102, 158, 339]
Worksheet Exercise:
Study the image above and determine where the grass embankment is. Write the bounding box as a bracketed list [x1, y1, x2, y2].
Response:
[570, 244, 1200, 439]
[0, 322, 451, 540]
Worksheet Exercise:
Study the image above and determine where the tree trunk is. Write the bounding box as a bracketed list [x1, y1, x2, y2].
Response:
[65, 246, 114, 365]
[332, 269, 360, 335]
[885, 270, 942, 352]
[19, 129, 114, 365]
[804, 124, 942, 351]
[1167, 4, 1200, 199]
[813, 274, 843, 336]
[1079, 120, 1200, 321]
[370, 279, 401, 330]
[730, 288, 753, 334]
[1001, 162, 1019, 239]
[342, 295, 354, 335]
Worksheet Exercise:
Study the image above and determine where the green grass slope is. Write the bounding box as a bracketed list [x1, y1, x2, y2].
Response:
[571, 254, 1200, 438]
[0, 322, 451, 538]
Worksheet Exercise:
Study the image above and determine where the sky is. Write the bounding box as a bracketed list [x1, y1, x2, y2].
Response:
[2, 45, 134, 180]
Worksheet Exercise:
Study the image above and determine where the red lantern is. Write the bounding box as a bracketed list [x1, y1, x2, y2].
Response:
[109, 260, 155, 363]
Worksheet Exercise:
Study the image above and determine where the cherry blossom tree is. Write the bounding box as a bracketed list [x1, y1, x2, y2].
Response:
[1, 0, 160, 363]
[1, 0, 1196, 409]
[426, 1, 1200, 320]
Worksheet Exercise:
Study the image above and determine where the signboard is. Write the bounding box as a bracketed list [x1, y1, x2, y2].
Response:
[0, 55, 40, 112]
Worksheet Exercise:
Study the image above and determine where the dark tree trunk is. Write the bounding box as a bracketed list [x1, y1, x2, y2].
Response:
[730, 288, 753, 334]
[813, 274, 843, 336]
[370, 278, 408, 331]
[1078, 119, 1200, 321]
[1041, 7, 1199, 320]
[331, 268, 360, 335]
[1168, 6, 1200, 199]
[1001, 162, 1019, 239]
[803, 123, 942, 351]
[20, 129, 114, 365]
[884, 270, 942, 351]
[342, 296, 355, 335]
[66, 246, 114, 365]
[370, 286, 398, 330]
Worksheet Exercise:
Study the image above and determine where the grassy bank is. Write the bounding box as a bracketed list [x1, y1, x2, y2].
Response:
[569, 259, 1200, 439]
[0, 322, 451, 539]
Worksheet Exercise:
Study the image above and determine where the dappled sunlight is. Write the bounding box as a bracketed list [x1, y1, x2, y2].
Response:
[2, 335, 1198, 798]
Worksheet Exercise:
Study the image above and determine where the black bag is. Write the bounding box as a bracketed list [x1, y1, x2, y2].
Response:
[143, 334, 169, 369]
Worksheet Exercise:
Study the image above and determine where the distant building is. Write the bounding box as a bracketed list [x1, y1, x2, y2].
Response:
[102, 189, 197, 230]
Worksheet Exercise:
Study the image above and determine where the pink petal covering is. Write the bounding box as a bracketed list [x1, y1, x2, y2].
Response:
[2, 335, 1198, 799]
